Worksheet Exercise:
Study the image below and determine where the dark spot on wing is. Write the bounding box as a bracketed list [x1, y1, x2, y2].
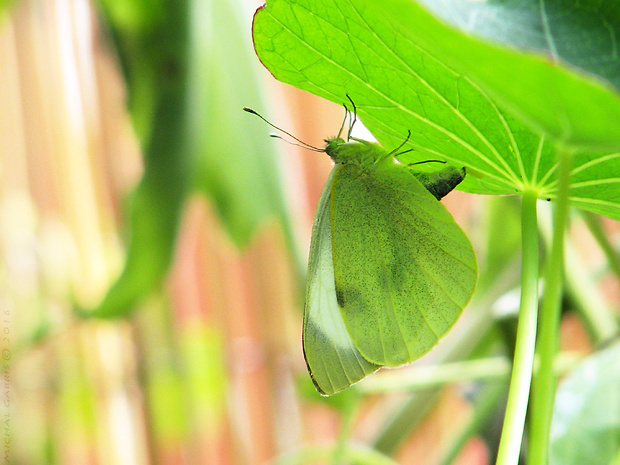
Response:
[411, 166, 466, 200]
[336, 288, 346, 308]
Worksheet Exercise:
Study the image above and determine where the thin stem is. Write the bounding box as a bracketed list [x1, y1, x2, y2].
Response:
[358, 354, 580, 394]
[528, 145, 573, 465]
[359, 357, 511, 393]
[495, 190, 539, 465]
[539, 206, 619, 343]
[581, 211, 620, 281]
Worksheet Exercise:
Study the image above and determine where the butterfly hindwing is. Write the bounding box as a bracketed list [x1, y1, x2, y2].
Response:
[408, 165, 466, 200]
[330, 164, 477, 366]
[303, 169, 380, 396]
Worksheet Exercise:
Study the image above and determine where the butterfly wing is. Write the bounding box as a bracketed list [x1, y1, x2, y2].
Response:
[408, 165, 466, 200]
[331, 164, 477, 366]
[303, 168, 380, 395]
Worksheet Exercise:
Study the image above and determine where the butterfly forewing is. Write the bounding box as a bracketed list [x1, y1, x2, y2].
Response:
[330, 164, 477, 366]
[303, 169, 380, 395]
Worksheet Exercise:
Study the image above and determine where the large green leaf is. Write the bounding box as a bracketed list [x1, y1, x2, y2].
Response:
[419, 0, 620, 91]
[253, 0, 620, 220]
[550, 342, 620, 465]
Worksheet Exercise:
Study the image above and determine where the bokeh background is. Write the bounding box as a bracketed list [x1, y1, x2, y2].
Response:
[1, 0, 617, 464]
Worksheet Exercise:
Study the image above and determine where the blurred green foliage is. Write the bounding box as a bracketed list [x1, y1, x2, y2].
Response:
[89, 0, 290, 318]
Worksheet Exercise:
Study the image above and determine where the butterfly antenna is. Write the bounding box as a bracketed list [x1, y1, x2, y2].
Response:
[407, 159, 446, 166]
[386, 130, 412, 159]
[243, 107, 323, 151]
[337, 104, 349, 140]
[346, 94, 358, 140]
[269, 133, 324, 152]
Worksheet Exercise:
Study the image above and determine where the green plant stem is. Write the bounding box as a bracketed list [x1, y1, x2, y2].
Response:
[581, 211, 620, 280]
[528, 145, 573, 465]
[359, 354, 581, 394]
[539, 206, 619, 343]
[495, 191, 539, 465]
[359, 357, 511, 393]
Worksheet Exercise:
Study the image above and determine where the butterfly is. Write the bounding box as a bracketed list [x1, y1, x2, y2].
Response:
[245, 98, 477, 395]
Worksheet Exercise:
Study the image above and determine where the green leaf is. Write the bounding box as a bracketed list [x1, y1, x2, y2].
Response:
[550, 342, 620, 465]
[88, 0, 190, 318]
[418, 0, 620, 91]
[189, 0, 288, 247]
[87, 0, 290, 317]
[252, 0, 620, 220]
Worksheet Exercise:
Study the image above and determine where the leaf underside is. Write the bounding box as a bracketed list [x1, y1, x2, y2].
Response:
[253, 0, 620, 220]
